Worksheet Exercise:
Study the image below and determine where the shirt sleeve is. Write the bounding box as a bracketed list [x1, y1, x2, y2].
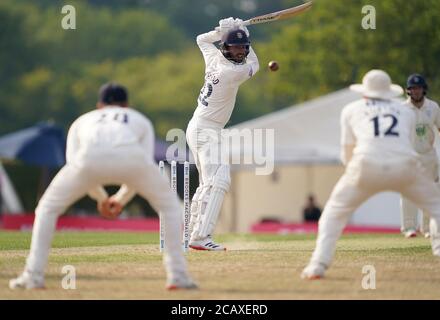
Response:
[111, 184, 136, 206]
[340, 106, 356, 163]
[246, 46, 260, 75]
[340, 106, 355, 146]
[408, 110, 417, 147]
[196, 30, 222, 67]
[432, 101, 440, 130]
[140, 117, 155, 162]
[88, 186, 108, 203]
[65, 119, 80, 164]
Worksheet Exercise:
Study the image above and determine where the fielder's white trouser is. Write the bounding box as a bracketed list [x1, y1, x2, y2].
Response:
[310, 155, 440, 268]
[400, 150, 439, 233]
[25, 146, 188, 281]
[186, 118, 231, 241]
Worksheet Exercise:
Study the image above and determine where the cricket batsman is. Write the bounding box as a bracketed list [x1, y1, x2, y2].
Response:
[186, 18, 259, 250]
[400, 74, 440, 238]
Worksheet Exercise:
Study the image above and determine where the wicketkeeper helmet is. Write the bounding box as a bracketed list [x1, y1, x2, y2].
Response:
[407, 74, 428, 91]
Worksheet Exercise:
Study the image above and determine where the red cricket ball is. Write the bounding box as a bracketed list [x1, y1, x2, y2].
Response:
[268, 61, 279, 71]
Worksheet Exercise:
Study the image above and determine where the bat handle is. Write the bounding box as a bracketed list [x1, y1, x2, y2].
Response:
[242, 19, 251, 26]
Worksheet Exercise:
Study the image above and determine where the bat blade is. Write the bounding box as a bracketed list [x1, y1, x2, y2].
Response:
[244, 1, 313, 26]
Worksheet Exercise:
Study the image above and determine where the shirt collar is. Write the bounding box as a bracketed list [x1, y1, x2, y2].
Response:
[406, 97, 426, 109]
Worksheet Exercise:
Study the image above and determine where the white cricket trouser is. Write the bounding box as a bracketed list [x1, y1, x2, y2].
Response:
[400, 150, 439, 233]
[310, 154, 440, 267]
[186, 117, 230, 240]
[25, 145, 188, 280]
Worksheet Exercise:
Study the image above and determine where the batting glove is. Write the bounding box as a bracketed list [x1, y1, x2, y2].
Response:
[216, 17, 235, 36]
[233, 18, 250, 37]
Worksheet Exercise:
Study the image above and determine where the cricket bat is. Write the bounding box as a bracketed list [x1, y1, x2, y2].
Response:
[243, 2, 313, 26]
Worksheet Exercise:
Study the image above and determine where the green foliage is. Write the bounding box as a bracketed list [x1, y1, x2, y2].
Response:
[1, 0, 439, 211]
[34, 1, 188, 65]
[68, 49, 204, 136]
[2, 0, 439, 135]
[0, 0, 192, 135]
[253, 0, 440, 109]
[83, 0, 303, 39]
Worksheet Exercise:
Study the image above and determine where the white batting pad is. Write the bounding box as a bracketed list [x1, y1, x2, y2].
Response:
[192, 165, 230, 239]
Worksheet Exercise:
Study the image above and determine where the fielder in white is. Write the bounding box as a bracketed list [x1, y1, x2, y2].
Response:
[400, 74, 440, 238]
[186, 18, 259, 250]
[9, 83, 197, 290]
[302, 70, 440, 280]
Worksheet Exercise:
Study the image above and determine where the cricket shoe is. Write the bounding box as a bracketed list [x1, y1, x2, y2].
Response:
[166, 274, 198, 291]
[404, 229, 417, 238]
[424, 232, 431, 239]
[9, 271, 45, 290]
[189, 236, 226, 251]
[301, 262, 327, 280]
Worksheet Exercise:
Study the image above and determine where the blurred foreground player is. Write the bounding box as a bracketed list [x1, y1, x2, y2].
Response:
[10, 83, 197, 290]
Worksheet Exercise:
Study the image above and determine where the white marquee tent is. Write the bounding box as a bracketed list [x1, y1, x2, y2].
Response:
[218, 88, 436, 233]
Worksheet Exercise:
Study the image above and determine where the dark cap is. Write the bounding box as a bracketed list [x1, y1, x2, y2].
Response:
[99, 83, 128, 105]
[406, 74, 428, 90]
[221, 29, 250, 47]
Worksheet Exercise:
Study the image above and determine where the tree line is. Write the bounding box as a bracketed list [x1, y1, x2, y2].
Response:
[1, 0, 439, 211]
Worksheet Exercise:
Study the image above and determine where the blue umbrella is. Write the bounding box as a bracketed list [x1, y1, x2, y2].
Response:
[154, 138, 170, 163]
[0, 122, 66, 168]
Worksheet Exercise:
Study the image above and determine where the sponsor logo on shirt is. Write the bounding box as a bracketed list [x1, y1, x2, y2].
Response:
[416, 124, 428, 137]
[206, 72, 220, 85]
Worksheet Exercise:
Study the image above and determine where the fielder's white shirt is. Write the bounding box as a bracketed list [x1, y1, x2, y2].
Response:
[66, 106, 154, 204]
[403, 97, 440, 154]
[192, 30, 259, 128]
[66, 106, 155, 164]
[341, 98, 417, 160]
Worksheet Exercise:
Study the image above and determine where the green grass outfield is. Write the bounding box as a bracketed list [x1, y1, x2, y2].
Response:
[1, 231, 439, 299]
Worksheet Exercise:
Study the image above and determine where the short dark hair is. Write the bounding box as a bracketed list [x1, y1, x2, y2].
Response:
[98, 83, 128, 105]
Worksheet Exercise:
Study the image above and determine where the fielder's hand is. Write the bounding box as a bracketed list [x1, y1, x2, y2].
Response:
[98, 198, 123, 220]
[216, 17, 235, 36]
[233, 18, 250, 37]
